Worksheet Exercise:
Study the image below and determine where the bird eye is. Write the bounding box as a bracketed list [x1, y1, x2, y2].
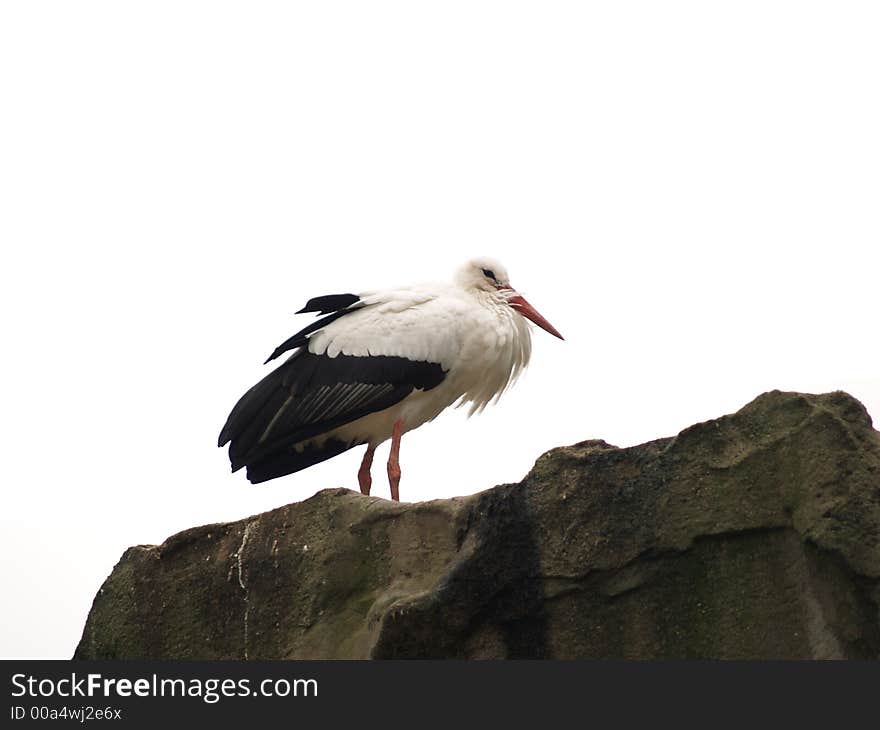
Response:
[481, 268, 497, 281]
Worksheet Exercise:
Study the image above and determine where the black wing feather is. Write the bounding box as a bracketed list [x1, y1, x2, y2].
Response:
[264, 293, 363, 364]
[219, 291, 446, 483]
[244, 438, 353, 484]
[263, 309, 353, 364]
[296, 293, 360, 314]
[219, 350, 446, 482]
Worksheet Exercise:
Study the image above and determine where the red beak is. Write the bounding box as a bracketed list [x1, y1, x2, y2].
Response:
[508, 293, 564, 340]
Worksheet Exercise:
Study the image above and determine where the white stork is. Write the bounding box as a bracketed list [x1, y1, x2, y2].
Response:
[218, 257, 563, 501]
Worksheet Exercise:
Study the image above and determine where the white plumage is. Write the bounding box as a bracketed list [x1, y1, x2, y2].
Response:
[218, 256, 562, 500]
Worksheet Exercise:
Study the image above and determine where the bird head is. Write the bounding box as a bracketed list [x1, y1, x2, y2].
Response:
[457, 257, 564, 340]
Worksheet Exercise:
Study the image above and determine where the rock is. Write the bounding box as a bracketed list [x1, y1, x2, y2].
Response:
[74, 391, 880, 659]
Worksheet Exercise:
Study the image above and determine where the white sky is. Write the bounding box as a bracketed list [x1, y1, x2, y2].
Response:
[1, 2, 878, 659]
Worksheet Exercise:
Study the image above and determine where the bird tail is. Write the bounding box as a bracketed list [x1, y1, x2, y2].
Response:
[242, 438, 354, 484]
[217, 353, 366, 483]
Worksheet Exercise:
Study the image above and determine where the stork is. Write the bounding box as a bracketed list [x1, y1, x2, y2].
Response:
[218, 257, 563, 501]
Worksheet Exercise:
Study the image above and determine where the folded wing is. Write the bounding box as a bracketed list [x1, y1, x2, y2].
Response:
[218, 292, 447, 483]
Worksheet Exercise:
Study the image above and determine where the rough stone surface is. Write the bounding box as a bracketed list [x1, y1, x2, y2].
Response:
[75, 391, 880, 659]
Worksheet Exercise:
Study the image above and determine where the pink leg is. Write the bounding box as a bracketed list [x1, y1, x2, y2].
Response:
[358, 444, 376, 495]
[387, 419, 404, 501]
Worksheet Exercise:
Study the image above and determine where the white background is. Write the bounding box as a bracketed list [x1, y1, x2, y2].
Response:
[1, 2, 877, 658]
